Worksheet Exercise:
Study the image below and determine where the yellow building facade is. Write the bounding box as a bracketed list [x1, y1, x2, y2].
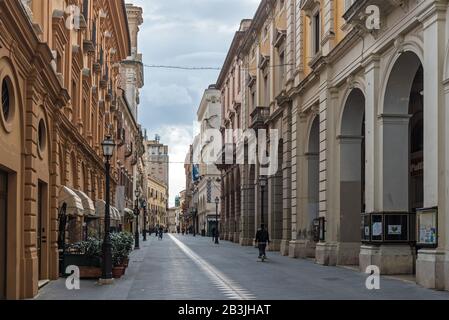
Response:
[147, 177, 168, 229]
[0, 0, 130, 299]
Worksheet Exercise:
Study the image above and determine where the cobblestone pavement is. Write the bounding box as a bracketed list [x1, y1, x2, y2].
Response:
[35, 234, 449, 300]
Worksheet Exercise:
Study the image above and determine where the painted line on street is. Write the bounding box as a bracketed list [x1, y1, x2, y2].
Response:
[168, 234, 256, 300]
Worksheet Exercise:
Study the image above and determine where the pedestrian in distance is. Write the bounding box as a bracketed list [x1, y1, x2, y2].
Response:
[211, 227, 216, 242]
[255, 224, 270, 262]
[159, 226, 164, 240]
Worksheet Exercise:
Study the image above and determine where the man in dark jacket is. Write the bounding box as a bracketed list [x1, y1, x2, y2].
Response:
[255, 224, 270, 259]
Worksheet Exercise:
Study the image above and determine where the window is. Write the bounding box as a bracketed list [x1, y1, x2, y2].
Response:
[278, 52, 285, 94]
[82, 0, 89, 20]
[313, 12, 321, 55]
[345, 0, 356, 11]
[1, 79, 10, 121]
[38, 119, 46, 153]
[264, 75, 269, 106]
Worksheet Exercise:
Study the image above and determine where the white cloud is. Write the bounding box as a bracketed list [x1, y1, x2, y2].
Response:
[144, 83, 194, 109]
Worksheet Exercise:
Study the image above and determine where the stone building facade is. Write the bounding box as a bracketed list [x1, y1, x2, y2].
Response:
[0, 0, 131, 299]
[214, 0, 449, 292]
[195, 85, 222, 237]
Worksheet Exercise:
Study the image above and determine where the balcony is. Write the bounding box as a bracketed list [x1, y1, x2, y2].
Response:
[343, 0, 406, 26]
[83, 39, 95, 54]
[215, 143, 236, 171]
[93, 62, 101, 74]
[250, 106, 270, 129]
[99, 77, 108, 89]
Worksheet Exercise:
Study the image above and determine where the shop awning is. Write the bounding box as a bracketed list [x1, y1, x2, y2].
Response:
[73, 190, 95, 217]
[111, 207, 121, 221]
[124, 208, 135, 219]
[59, 186, 84, 217]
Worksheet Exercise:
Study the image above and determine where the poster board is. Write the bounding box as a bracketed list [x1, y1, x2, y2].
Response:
[416, 208, 438, 248]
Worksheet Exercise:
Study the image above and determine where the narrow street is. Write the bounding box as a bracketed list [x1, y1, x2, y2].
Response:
[35, 236, 449, 300]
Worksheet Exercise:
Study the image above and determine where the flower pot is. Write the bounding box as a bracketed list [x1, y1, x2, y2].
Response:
[123, 258, 129, 268]
[112, 266, 125, 279]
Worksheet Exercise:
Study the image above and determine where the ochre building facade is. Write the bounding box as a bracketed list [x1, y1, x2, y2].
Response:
[0, 0, 131, 299]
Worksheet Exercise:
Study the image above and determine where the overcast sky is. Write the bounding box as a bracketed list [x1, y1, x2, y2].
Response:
[130, 0, 260, 207]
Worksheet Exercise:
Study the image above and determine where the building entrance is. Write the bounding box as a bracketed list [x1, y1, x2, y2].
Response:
[0, 170, 8, 300]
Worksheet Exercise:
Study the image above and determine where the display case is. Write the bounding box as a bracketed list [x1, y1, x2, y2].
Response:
[416, 207, 438, 248]
[361, 212, 415, 244]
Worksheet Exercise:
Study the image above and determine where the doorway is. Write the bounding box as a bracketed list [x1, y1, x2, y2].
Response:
[0, 170, 7, 300]
[37, 181, 48, 280]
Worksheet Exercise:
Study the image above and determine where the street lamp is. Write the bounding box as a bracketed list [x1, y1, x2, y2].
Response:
[192, 208, 197, 237]
[134, 188, 141, 249]
[215, 197, 220, 244]
[141, 199, 147, 241]
[100, 136, 115, 284]
[260, 176, 267, 227]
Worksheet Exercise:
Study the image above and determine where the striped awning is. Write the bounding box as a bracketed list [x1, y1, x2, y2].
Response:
[111, 207, 121, 221]
[96, 200, 121, 221]
[59, 186, 84, 217]
[124, 208, 135, 218]
[73, 190, 95, 217]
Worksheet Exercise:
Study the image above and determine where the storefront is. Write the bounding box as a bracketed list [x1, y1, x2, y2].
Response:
[73, 190, 96, 239]
[95, 200, 122, 237]
[58, 187, 84, 244]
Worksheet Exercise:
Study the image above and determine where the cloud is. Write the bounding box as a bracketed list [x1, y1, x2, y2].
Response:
[128, 0, 260, 206]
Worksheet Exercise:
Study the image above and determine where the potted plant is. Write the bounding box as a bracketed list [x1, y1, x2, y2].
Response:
[111, 232, 132, 278]
[62, 238, 103, 279]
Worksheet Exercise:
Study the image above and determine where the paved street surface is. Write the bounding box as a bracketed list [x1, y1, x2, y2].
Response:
[35, 235, 449, 300]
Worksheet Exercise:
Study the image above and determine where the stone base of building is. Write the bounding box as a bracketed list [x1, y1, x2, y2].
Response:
[416, 249, 447, 291]
[240, 237, 254, 246]
[359, 245, 415, 275]
[336, 242, 361, 266]
[288, 240, 316, 259]
[269, 239, 282, 252]
[280, 240, 290, 256]
[314, 242, 360, 266]
[316, 242, 338, 266]
[233, 232, 240, 243]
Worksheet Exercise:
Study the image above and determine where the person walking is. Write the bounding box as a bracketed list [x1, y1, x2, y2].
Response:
[211, 227, 216, 242]
[255, 224, 270, 260]
[158, 226, 164, 240]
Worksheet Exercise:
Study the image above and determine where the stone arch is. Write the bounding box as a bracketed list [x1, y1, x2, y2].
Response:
[306, 115, 319, 239]
[338, 88, 366, 265]
[381, 51, 423, 212]
[234, 167, 241, 243]
[268, 139, 283, 251]
[69, 151, 77, 189]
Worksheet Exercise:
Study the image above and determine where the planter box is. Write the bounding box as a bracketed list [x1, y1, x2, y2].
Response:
[79, 267, 102, 279]
[112, 267, 125, 279]
[62, 254, 101, 276]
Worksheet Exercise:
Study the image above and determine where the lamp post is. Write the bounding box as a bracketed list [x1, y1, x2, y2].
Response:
[134, 188, 141, 249]
[142, 199, 147, 241]
[215, 197, 220, 244]
[192, 208, 197, 237]
[100, 136, 115, 284]
[260, 176, 267, 227]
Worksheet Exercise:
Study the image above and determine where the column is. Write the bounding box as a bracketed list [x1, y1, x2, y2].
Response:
[416, 1, 447, 290]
